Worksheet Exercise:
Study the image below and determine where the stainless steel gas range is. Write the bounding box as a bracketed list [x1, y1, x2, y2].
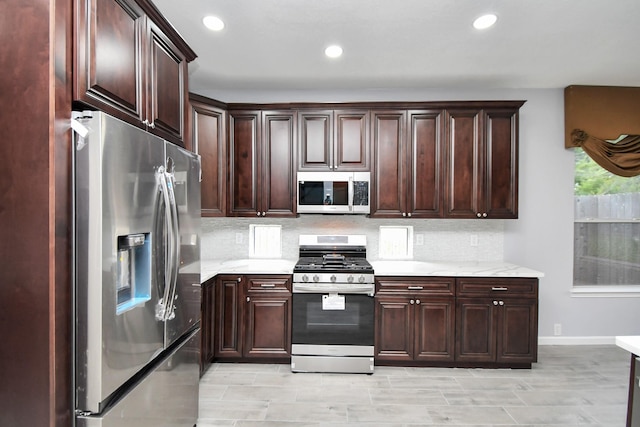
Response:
[291, 235, 375, 374]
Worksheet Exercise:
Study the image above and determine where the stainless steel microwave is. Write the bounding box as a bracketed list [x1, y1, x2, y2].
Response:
[297, 171, 370, 214]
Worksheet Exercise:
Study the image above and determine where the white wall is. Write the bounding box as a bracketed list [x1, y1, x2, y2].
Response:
[199, 87, 640, 341]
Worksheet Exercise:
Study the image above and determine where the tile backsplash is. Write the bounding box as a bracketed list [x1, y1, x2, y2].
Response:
[201, 215, 504, 262]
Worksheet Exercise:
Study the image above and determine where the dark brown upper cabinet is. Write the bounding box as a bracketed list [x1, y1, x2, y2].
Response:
[371, 109, 444, 218]
[228, 110, 297, 217]
[190, 95, 226, 217]
[445, 105, 521, 219]
[298, 109, 370, 171]
[74, 0, 195, 147]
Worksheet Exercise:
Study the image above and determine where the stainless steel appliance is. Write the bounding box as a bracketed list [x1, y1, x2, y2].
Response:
[297, 171, 370, 214]
[291, 235, 375, 374]
[72, 112, 201, 427]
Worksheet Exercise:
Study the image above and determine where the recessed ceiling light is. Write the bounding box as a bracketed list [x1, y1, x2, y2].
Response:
[203, 15, 225, 31]
[325, 45, 343, 58]
[473, 14, 497, 30]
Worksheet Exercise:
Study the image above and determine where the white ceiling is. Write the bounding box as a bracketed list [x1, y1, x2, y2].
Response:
[152, 0, 640, 101]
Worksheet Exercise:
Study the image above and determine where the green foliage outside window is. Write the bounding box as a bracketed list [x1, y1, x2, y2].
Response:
[574, 149, 640, 195]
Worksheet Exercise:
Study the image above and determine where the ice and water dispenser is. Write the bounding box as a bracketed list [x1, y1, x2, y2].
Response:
[116, 233, 151, 314]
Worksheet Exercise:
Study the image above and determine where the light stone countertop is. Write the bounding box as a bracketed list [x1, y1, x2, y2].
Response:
[201, 259, 543, 283]
[616, 336, 640, 356]
[201, 258, 297, 283]
[371, 260, 544, 278]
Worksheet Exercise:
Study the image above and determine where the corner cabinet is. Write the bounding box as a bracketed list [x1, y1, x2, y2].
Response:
[445, 105, 522, 219]
[371, 109, 444, 218]
[298, 109, 370, 171]
[375, 277, 456, 364]
[455, 277, 538, 367]
[228, 110, 296, 217]
[214, 275, 292, 361]
[191, 95, 226, 216]
[74, 0, 196, 146]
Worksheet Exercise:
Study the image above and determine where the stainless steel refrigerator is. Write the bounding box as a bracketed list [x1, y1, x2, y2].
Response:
[72, 112, 201, 427]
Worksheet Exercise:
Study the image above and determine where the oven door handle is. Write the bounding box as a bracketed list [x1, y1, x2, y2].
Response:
[292, 284, 374, 296]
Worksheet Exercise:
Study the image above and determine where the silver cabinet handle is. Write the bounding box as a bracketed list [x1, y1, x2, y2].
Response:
[416, 299, 420, 304]
[492, 287, 508, 291]
[237, 277, 242, 282]
[493, 300, 498, 305]
[260, 283, 276, 288]
[410, 299, 415, 304]
[246, 296, 250, 302]
[407, 286, 424, 290]
[499, 300, 504, 306]
[407, 213, 412, 217]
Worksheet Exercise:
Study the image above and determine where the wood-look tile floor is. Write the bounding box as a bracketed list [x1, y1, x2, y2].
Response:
[197, 345, 631, 426]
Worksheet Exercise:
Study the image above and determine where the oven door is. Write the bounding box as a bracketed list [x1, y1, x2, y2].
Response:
[291, 292, 374, 348]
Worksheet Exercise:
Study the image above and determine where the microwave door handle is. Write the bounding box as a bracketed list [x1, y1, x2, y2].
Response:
[348, 176, 354, 211]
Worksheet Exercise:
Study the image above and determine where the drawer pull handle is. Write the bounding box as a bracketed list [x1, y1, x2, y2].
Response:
[492, 287, 508, 291]
[407, 286, 424, 290]
[260, 284, 276, 288]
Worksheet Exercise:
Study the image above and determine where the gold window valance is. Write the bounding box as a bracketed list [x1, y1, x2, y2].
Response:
[565, 85, 640, 177]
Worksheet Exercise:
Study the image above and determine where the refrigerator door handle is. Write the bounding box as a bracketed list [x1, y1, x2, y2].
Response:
[165, 166, 181, 319]
[155, 166, 179, 321]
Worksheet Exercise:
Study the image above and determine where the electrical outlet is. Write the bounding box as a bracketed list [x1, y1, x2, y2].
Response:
[554, 323, 562, 336]
[470, 234, 478, 247]
[235, 233, 243, 244]
[415, 234, 424, 246]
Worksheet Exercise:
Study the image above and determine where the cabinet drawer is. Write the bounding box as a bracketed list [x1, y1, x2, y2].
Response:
[246, 275, 292, 292]
[456, 278, 538, 298]
[375, 277, 455, 296]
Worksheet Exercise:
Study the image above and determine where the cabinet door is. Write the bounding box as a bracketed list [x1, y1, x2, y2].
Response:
[371, 111, 406, 217]
[414, 298, 455, 362]
[497, 298, 537, 364]
[445, 109, 482, 218]
[214, 276, 243, 359]
[298, 110, 333, 170]
[262, 111, 296, 217]
[334, 110, 370, 171]
[482, 108, 519, 219]
[228, 111, 261, 216]
[408, 110, 444, 217]
[455, 297, 496, 363]
[147, 20, 187, 144]
[244, 276, 292, 359]
[374, 296, 414, 361]
[244, 293, 291, 358]
[191, 99, 226, 216]
[74, 0, 145, 123]
[200, 279, 215, 375]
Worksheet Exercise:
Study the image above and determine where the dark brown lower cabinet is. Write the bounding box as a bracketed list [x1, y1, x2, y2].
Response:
[455, 278, 538, 368]
[375, 277, 455, 364]
[214, 274, 292, 362]
[375, 276, 538, 368]
[244, 276, 292, 359]
[200, 277, 216, 375]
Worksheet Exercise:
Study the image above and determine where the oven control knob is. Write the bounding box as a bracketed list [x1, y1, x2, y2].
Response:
[330, 275, 337, 283]
[313, 275, 320, 283]
[347, 275, 354, 283]
[358, 275, 366, 283]
[302, 274, 309, 283]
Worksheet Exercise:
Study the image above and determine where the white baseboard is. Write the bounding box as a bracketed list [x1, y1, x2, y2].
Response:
[539, 336, 616, 345]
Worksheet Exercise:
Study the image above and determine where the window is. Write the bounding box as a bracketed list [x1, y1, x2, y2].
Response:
[249, 224, 282, 258]
[379, 226, 413, 260]
[573, 148, 640, 288]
